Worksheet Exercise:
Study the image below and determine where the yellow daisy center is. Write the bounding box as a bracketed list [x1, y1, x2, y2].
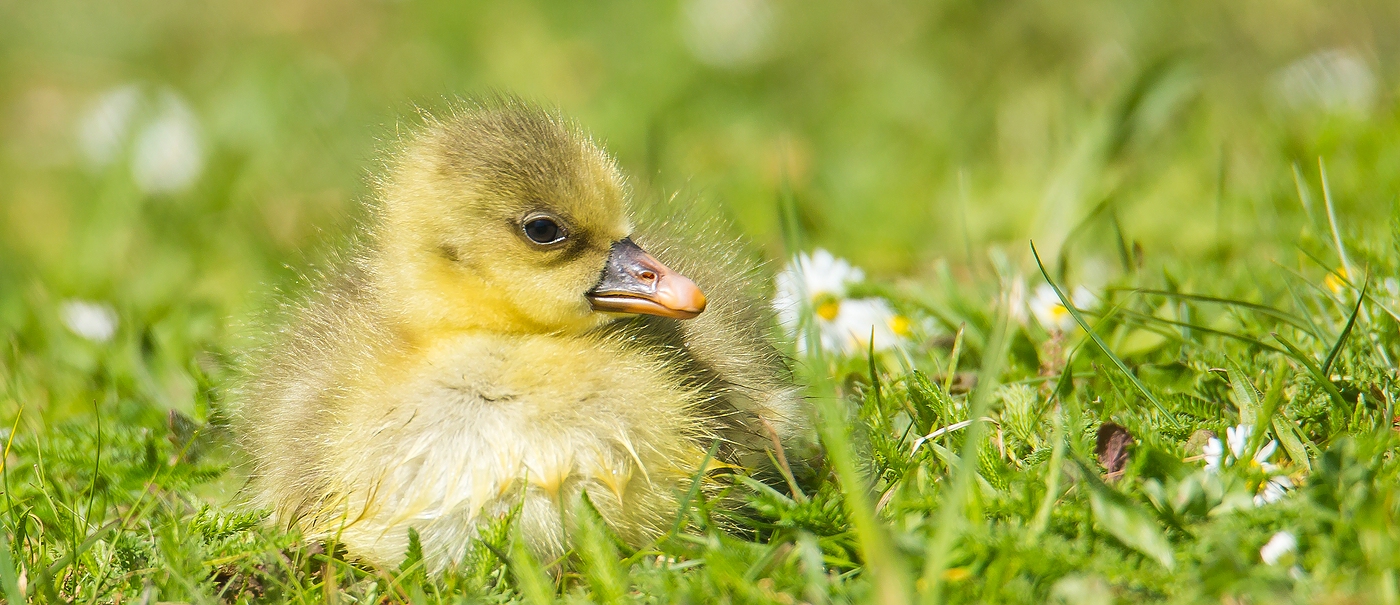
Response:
[890, 315, 911, 336]
[1324, 268, 1348, 294]
[816, 299, 841, 321]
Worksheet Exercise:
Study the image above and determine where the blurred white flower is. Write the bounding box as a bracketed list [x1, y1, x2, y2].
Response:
[774, 249, 908, 356]
[1260, 531, 1297, 565]
[131, 91, 203, 195]
[1256, 475, 1294, 506]
[1203, 424, 1260, 471]
[1201, 423, 1295, 506]
[78, 84, 142, 168]
[1201, 438, 1221, 467]
[680, 0, 774, 69]
[1005, 278, 1029, 326]
[59, 300, 118, 343]
[75, 84, 205, 195]
[1027, 283, 1096, 333]
[1275, 48, 1376, 115]
[774, 248, 862, 328]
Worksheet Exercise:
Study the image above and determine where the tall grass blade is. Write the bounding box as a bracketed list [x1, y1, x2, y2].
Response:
[920, 306, 1010, 604]
[1271, 332, 1347, 409]
[779, 181, 910, 603]
[34, 518, 120, 595]
[1109, 308, 1288, 354]
[1227, 365, 1262, 426]
[509, 530, 556, 605]
[1318, 157, 1353, 278]
[1075, 458, 1174, 569]
[1027, 407, 1067, 540]
[1032, 242, 1181, 429]
[1115, 288, 1319, 338]
[669, 440, 720, 536]
[1292, 163, 1315, 217]
[0, 531, 24, 605]
[810, 381, 912, 604]
[574, 494, 626, 604]
[1322, 277, 1368, 376]
[796, 532, 829, 605]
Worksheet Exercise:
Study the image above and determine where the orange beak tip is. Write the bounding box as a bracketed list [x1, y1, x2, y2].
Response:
[586, 238, 708, 320]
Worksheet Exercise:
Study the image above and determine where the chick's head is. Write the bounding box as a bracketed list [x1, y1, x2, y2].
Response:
[375, 105, 705, 336]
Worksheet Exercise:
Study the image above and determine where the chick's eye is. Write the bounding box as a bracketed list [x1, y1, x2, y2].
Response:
[523, 217, 565, 245]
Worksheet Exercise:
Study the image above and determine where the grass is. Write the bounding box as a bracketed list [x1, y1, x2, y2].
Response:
[4, 171, 1400, 604]
[4, 0, 1400, 602]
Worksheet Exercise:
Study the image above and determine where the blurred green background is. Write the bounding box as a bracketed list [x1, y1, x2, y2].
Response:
[1, 0, 1398, 423]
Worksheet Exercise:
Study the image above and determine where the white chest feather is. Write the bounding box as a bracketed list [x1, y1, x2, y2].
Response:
[307, 333, 709, 568]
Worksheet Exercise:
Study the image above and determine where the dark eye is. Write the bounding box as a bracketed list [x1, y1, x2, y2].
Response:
[523, 216, 566, 245]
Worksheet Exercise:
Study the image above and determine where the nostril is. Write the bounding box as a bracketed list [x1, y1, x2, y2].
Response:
[639, 270, 657, 282]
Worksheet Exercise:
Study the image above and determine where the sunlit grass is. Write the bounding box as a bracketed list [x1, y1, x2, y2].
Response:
[4, 195, 1400, 602]
[4, 0, 1400, 602]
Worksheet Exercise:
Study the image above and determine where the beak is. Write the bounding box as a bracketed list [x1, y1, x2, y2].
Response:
[587, 238, 707, 320]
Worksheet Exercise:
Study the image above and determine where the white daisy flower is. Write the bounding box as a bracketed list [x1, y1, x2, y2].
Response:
[1201, 423, 1295, 506]
[774, 249, 908, 356]
[1274, 48, 1376, 115]
[1260, 531, 1297, 565]
[59, 299, 118, 343]
[75, 84, 205, 195]
[1027, 283, 1097, 333]
[131, 90, 204, 195]
[1256, 476, 1294, 506]
[77, 84, 142, 168]
[1005, 278, 1029, 326]
[1204, 424, 1268, 471]
[1202, 438, 1224, 472]
[774, 248, 862, 329]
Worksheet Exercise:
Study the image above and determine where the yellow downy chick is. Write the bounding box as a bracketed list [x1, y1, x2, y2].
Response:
[236, 101, 811, 570]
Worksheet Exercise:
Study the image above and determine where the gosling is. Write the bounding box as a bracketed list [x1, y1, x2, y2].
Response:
[236, 100, 811, 570]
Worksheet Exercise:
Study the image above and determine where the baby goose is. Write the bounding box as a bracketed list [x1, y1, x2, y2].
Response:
[237, 101, 810, 570]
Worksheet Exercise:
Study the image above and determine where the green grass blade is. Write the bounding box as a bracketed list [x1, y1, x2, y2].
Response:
[1252, 362, 1289, 455]
[574, 494, 627, 604]
[1032, 242, 1181, 429]
[34, 518, 120, 594]
[669, 439, 720, 536]
[1322, 277, 1368, 376]
[810, 386, 912, 605]
[920, 305, 1011, 604]
[1075, 458, 1175, 569]
[796, 532, 830, 604]
[1107, 308, 1288, 354]
[0, 531, 24, 605]
[1292, 162, 1315, 217]
[1027, 407, 1068, 541]
[1272, 417, 1312, 472]
[509, 530, 556, 605]
[1227, 364, 1262, 426]
[1113, 288, 1319, 338]
[792, 251, 910, 604]
[1272, 332, 1347, 409]
[1318, 157, 1354, 277]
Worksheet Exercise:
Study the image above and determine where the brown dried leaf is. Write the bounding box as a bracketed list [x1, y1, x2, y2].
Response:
[1095, 422, 1134, 481]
